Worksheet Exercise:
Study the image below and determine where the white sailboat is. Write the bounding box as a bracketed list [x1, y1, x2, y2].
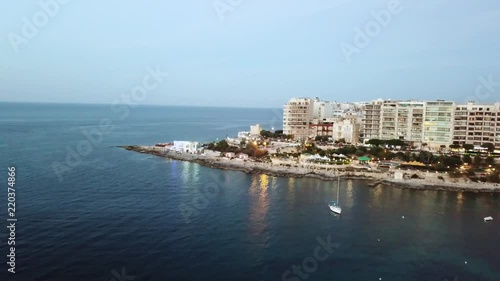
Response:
[329, 176, 342, 215]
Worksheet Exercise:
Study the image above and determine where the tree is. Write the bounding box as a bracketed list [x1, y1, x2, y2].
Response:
[434, 163, 447, 171]
[463, 154, 472, 164]
[395, 152, 409, 162]
[482, 142, 495, 153]
[355, 150, 365, 156]
[387, 139, 406, 147]
[443, 156, 463, 167]
[369, 146, 383, 156]
[213, 140, 230, 152]
[315, 136, 329, 142]
[260, 130, 272, 138]
[485, 156, 495, 165]
[419, 151, 434, 164]
[463, 144, 474, 151]
[368, 139, 382, 146]
[473, 155, 483, 166]
[488, 171, 500, 183]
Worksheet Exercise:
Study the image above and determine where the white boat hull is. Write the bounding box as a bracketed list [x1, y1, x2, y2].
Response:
[484, 216, 493, 222]
[329, 205, 342, 214]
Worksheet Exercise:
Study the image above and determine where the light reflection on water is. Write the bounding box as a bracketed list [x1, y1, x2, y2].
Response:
[248, 175, 270, 239]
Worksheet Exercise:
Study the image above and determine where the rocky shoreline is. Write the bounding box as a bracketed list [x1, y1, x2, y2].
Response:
[120, 145, 500, 193]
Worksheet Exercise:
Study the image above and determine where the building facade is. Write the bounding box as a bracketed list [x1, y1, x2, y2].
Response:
[171, 141, 202, 153]
[283, 98, 313, 141]
[453, 101, 500, 149]
[422, 101, 455, 149]
[332, 119, 360, 144]
[309, 118, 335, 138]
[361, 100, 382, 141]
[395, 101, 424, 144]
[366, 100, 425, 144]
[250, 124, 262, 136]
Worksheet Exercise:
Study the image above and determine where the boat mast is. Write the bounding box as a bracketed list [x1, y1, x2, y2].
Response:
[337, 176, 340, 204]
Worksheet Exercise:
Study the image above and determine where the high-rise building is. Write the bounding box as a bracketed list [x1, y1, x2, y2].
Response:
[361, 100, 382, 141]
[283, 98, 313, 141]
[395, 101, 424, 143]
[380, 100, 398, 140]
[371, 100, 425, 144]
[453, 101, 500, 148]
[423, 101, 455, 149]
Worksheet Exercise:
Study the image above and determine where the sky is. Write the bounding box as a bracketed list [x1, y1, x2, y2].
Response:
[0, 0, 499, 108]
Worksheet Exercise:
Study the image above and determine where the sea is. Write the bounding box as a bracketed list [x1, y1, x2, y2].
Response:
[0, 102, 499, 281]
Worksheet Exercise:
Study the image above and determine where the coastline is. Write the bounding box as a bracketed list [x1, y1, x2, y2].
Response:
[121, 145, 500, 193]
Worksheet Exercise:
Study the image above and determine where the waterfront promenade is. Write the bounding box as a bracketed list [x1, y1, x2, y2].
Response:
[123, 145, 500, 193]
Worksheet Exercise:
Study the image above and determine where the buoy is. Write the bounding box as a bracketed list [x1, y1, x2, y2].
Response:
[402, 216, 405, 219]
[465, 261, 467, 264]
[378, 239, 380, 242]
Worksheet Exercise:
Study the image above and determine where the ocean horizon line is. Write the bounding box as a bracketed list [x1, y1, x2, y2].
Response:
[0, 101, 282, 110]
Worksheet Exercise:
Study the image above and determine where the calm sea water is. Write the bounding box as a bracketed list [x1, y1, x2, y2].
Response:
[0, 102, 499, 281]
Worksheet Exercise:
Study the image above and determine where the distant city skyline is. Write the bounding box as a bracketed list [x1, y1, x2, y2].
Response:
[1, 0, 499, 107]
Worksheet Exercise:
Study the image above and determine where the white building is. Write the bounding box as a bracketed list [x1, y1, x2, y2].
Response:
[170, 141, 202, 153]
[283, 98, 313, 141]
[453, 101, 500, 149]
[423, 100, 455, 149]
[361, 100, 383, 141]
[332, 119, 360, 144]
[237, 131, 251, 139]
[379, 100, 424, 144]
[250, 124, 262, 136]
[312, 98, 336, 119]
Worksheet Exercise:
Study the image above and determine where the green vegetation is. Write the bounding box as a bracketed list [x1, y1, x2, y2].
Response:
[482, 142, 495, 152]
[463, 144, 474, 151]
[206, 140, 268, 158]
[314, 135, 330, 142]
[367, 139, 408, 147]
[260, 130, 293, 139]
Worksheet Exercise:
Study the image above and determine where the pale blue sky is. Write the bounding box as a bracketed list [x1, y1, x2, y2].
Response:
[1, 0, 499, 107]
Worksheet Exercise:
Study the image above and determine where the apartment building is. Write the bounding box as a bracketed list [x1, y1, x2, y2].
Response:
[312, 98, 336, 119]
[453, 101, 500, 148]
[375, 100, 425, 143]
[423, 101, 455, 149]
[309, 118, 336, 138]
[396, 101, 424, 144]
[361, 100, 382, 141]
[332, 119, 360, 144]
[380, 100, 398, 140]
[283, 98, 313, 141]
